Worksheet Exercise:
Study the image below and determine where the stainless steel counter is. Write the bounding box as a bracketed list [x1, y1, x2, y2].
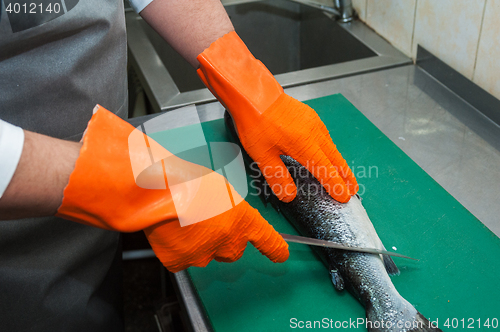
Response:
[129, 63, 500, 332]
[131, 64, 500, 237]
[286, 65, 500, 237]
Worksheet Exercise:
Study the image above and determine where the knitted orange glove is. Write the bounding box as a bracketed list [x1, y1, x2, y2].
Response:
[56, 106, 288, 272]
[197, 31, 358, 203]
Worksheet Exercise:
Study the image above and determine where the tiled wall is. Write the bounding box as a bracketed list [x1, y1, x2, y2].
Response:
[352, 0, 500, 100]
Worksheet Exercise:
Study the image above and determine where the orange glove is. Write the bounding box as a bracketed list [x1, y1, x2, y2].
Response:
[197, 31, 358, 203]
[56, 106, 288, 272]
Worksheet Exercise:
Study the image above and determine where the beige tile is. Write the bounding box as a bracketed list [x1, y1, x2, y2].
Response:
[412, 0, 485, 79]
[352, 0, 367, 21]
[366, 0, 417, 57]
[473, 0, 500, 100]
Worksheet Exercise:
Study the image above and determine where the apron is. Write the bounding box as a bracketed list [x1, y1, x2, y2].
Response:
[0, 1, 128, 330]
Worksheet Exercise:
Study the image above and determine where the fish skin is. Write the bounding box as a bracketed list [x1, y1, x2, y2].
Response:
[224, 112, 442, 332]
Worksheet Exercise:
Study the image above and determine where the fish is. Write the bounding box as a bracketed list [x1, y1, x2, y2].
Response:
[224, 111, 442, 332]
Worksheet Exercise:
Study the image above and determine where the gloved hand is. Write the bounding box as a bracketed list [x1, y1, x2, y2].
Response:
[197, 31, 358, 203]
[56, 106, 288, 272]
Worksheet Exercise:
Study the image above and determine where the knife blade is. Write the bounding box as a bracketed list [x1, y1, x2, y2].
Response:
[279, 233, 418, 261]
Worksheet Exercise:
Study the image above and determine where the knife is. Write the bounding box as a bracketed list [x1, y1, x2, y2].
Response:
[279, 233, 418, 261]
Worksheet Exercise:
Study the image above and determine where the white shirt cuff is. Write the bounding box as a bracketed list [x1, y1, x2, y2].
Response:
[0, 120, 25, 198]
[128, 0, 154, 13]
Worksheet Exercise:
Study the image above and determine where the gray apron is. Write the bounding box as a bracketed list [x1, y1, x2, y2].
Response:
[0, 1, 128, 330]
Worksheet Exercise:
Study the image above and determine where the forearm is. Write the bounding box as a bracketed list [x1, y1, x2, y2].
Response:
[0, 131, 81, 220]
[140, 0, 234, 68]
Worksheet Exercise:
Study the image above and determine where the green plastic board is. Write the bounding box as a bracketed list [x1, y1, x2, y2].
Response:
[149, 94, 500, 331]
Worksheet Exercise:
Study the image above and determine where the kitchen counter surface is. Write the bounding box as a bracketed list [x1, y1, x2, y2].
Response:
[129, 62, 500, 331]
[287, 64, 500, 237]
[133, 64, 499, 237]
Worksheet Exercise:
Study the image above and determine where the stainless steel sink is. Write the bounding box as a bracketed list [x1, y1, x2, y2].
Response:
[126, 0, 411, 112]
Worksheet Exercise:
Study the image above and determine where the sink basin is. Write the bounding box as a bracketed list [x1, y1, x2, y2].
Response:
[126, 0, 410, 112]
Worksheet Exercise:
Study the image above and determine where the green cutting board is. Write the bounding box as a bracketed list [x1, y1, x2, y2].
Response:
[150, 94, 500, 331]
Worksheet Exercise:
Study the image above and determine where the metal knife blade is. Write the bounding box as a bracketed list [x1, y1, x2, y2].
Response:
[279, 233, 418, 261]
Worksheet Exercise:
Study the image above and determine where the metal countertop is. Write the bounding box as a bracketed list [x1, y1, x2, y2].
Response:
[132, 64, 500, 237]
[285, 64, 500, 237]
[129, 63, 500, 332]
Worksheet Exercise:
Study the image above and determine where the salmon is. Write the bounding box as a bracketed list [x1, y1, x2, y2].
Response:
[225, 112, 442, 332]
